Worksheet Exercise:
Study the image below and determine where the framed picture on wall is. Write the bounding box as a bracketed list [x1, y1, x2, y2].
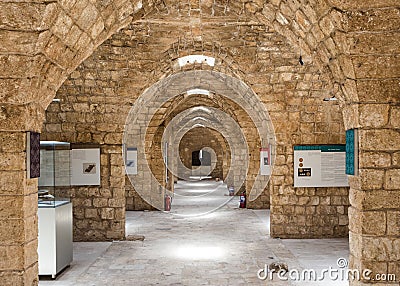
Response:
[70, 146, 100, 186]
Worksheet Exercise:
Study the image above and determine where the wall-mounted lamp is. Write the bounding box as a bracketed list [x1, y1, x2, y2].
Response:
[323, 96, 338, 102]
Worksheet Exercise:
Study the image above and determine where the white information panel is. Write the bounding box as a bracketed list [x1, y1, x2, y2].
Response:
[260, 146, 271, 175]
[71, 148, 100, 185]
[294, 145, 349, 187]
[126, 147, 138, 175]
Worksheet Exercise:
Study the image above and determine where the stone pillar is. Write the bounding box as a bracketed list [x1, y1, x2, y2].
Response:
[0, 132, 38, 285]
[348, 104, 400, 285]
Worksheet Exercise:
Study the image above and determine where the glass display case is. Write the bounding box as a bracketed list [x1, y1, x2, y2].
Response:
[38, 141, 73, 278]
[38, 141, 71, 207]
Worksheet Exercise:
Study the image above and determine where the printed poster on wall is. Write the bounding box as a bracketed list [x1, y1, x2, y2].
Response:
[126, 147, 138, 175]
[71, 148, 100, 185]
[260, 146, 271, 175]
[294, 145, 349, 187]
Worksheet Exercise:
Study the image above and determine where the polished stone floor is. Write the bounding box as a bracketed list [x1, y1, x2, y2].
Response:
[40, 180, 349, 286]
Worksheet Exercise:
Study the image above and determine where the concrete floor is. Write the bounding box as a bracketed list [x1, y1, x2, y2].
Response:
[39, 180, 349, 286]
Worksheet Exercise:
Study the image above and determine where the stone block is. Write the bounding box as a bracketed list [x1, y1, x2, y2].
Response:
[345, 7, 400, 32]
[362, 237, 400, 261]
[0, 172, 26, 195]
[352, 55, 400, 79]
[0, 152, 25, 171]
[350, 189, 400, 211]
[357, 79, 399, 103]
[101, 208, 114, 220]
[359, 104, 390, 128]
[390, 107, 400, 128]
[108, 198, 125, 208]
[349, 207, 386, 235]
[359, 151, 391, 168]
[387, 211, 400, 236]
[360, 129, 400, 151]
[0, 3, 47, 30]
[385, 169, 400, 190]
[359, 169, 385, 190]
[93, 198, 108, 208]
[85, 208, 98, 219]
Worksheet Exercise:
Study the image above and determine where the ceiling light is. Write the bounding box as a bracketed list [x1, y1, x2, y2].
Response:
[187, 89, 210, 96]
[178, 55, 215, 67]
[192, 106, 211, 113]
[192, 116, 208, 121]
[323, 96, 338, 102]
[192, 123, 206, 128]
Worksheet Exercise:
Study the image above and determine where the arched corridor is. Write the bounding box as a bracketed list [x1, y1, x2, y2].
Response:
[0, 0, 398, 285]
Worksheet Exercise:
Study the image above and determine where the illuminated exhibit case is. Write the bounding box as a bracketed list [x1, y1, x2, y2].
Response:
[38, 141, 73, 278]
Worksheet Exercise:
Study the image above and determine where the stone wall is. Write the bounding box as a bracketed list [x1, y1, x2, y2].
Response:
[0, 1, 399, 285]
[41, 98, 128, 241]
[0, 132, 39, 285]
[343, 5, 400, 284]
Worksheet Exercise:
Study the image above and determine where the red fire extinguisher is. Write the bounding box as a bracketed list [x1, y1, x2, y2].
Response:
[165, 194, 171, 211]
[239, 191, 246, 208]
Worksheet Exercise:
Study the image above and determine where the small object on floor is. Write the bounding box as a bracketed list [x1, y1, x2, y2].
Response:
[239, 191, 246, 208]
[125, 235, 145, 241]
[269, 262, 288, 273]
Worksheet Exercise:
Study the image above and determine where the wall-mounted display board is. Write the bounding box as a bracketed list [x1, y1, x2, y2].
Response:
[27, 131, 41, 179]
[294, 145, 349, 187]
[125, 147, 138, 175]
[346, 129, 359, 176]
[70, 145, 100, 186]
[260, 146, 271, 175]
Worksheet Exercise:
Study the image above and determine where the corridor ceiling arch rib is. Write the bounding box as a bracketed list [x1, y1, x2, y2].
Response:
[124, 70, 276, 212]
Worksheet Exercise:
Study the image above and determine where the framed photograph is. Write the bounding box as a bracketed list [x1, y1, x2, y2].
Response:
[71, 148, 100, 185]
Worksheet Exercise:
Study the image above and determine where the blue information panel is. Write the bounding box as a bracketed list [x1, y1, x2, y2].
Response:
[346, 129, 358, 175]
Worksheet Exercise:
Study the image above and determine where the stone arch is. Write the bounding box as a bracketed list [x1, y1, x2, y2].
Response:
[162, 107, 248, 190]
[140, 91, 266, 208]
[0, 0, 398, 284]
[124, 70, 275, 210]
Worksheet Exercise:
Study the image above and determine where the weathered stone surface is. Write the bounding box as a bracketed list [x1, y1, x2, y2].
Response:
[350, 188, 400, 211]
[0, 3, 48, 30]
[352, 55, 400, 79]
[390, 106, 400, 128]
[359, 129, 400, 151]
[345, 8, 400, 32]
[385, 169, 400, 190]
[349, 207, 386, 235]
[387, 211, 400, 236]
[349, 32, 400, 55]
[359, 151, 392, 168]
[357, 79, 400, 103]
[359, 104, 390, 128]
